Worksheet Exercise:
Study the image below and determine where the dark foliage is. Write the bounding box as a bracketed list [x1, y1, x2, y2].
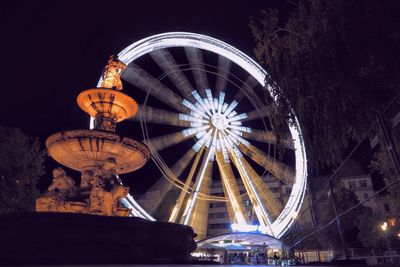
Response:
[0, 125, 46, 213]
[250, 0, 400, 172]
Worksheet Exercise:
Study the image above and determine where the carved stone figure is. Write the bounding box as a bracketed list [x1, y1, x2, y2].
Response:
[101, 157, 122, 190]
[36, 165, 130, 216]
[88, 178, 108, 215]
[89, 182, 129, 216]
[36, 168, 77, 212]
[80, 169, 95, 191]
[111, 185, 129, 215]
[36, 193, 69, 212]
[48, 167, 76, 198]
[101, 55, 126, 90]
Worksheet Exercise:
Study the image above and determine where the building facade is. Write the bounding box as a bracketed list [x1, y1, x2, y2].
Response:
[207, 175, 310, 238]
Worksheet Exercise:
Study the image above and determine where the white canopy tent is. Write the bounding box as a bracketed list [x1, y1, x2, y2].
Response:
[197, 232, 283, 250]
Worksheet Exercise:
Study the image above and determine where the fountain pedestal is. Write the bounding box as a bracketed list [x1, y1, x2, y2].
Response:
[0, 212, 196, 264]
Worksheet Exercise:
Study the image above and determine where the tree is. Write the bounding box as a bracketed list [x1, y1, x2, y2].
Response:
[356, 208, 385, 250]
[0, 125, 46, 213]
[250, 0, 400, 172]
[315, 184, 374, 255]
[370, 126, 400, 214]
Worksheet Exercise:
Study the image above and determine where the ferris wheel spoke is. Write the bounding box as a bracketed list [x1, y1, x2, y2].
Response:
[242, 106, 269, 122]
[229, 150, 274, 235]
[138, 148, 196, 215]
[181, 131, 217, 225]
[150, 49, 196, 102]
[141, 148, 196, 202]
[216, 152, 249, 225]
[146, 131, 192, 152]
[122, 64, 188, 113]
[238, 143, 295, 185]
[184, 47, 209, 97]
[239, 156, 283, 218]
[234, 75, 259, 103]
[129, 105, 191, 127]
[169, 147, 204, 223]
[215, 55, 232, 96]
[243, 129, 294, 150]
[190, 159, 213, 239]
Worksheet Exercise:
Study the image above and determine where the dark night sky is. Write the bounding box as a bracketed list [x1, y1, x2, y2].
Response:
[0, 0, 290, 193]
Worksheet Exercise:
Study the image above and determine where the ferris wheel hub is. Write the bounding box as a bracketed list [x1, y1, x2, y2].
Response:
[211, 113, 228, 131]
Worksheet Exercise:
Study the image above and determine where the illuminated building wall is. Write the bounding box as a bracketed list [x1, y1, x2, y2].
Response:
[336, 160, 395, 215]
[207, 175, 302, 237]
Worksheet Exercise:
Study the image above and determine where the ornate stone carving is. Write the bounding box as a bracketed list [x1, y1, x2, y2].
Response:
[48, 167, 76, 198]
[111, 185, 129, 213]
[101, 55, 126, 90]
[36, 166, 131, 217]
[88, 177, 111, 215]
[80, 169, 94, 191]
[46, 130, 150, 174]
[36, 168, 77, 212]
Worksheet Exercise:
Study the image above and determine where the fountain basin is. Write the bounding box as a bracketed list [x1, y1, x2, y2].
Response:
[46, 129, 150, 174]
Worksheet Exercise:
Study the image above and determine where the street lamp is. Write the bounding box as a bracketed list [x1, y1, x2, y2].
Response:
[380, 222, 387, 231]
[380, 222, 393, 264]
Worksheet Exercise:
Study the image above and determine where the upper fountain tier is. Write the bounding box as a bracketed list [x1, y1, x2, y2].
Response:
[77, 56, 138, 132]
[46, 56, 150, 174]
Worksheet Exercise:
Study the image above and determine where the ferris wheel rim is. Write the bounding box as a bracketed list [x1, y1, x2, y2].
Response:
[97, 32, 307, 238]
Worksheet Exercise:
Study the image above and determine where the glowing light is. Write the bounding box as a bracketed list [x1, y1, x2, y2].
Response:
[231, 223, 269, 234]
[178, 89, 252, 229]
[183, 131, 217, 225]
[179, 90, 250, 154]
[381, 222, 388, 231]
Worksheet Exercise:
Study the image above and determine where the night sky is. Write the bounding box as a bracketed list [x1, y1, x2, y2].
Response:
[0, 0, 291, 194]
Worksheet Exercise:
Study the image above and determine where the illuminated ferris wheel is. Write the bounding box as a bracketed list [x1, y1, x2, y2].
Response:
[99, 32, 307, 239]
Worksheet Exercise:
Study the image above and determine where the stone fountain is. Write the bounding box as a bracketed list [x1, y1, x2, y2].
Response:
[0, 56, 196, 265]
[36, 56, 150, 216]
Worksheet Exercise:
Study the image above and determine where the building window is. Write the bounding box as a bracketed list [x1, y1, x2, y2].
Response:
[349, 181, 356, 189]
[244, 199, 251, 206]
[209, 203, 225, 208]
[384, 204, 390, 212]
[360, 180, 367, 188]
[209, 223, 230, 229]
[210, 202, 226, 208]
[364, 193, 369, 200]
[209, 212, 227, 219]
[216, 212, 227, 219]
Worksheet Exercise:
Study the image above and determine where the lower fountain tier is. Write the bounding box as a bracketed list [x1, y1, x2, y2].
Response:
[46, 129, 150, 174]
